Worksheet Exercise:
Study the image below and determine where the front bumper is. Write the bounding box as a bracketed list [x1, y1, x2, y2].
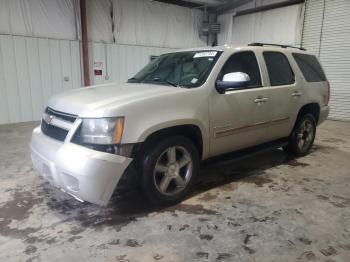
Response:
[30, 126, 132, 206]
[318, 105, 330, 125]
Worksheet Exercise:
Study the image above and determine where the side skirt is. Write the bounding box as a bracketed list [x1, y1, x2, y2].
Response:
[202, 138, 289, 167]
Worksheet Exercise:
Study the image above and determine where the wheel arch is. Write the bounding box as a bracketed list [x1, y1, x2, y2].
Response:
[296, 103, 320, 125]
[139, 123, 206, 160]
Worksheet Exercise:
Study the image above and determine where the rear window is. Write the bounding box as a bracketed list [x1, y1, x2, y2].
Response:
[263, 52, 294, 86]
[292, 53, 326, 82]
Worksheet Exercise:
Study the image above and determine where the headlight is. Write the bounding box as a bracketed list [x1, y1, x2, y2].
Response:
[80, 117, 124, 144]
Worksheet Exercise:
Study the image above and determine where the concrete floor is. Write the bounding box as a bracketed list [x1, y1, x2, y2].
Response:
[0, 121, 350, 262]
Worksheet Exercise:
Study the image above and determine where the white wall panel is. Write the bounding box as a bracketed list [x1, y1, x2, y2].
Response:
[0, 0, 204, 47]
[49, 40, 63, 95]
[0, 38, 10, 124]
[60, 40, 73, 91]
[87, 0, 113, 43]
[302, 0, 350, 121]
[27, 37, 44, 120]
[217, 0, 304, 46]
[38, 39, 53, 107]
[0, 0, 77, 40]
[70, 41, 82, 91]
[0, 35, 21, 123]
[13, 36, 33, 122]
[218, 3, 304, 46]
[113, 0, 205, 48]
[91, 43, 176, 85]
[0, 34, 176, 124]
[0, 35, 81, 124]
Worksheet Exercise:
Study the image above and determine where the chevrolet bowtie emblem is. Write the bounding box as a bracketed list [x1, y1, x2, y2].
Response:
[44, 114, 54, 125]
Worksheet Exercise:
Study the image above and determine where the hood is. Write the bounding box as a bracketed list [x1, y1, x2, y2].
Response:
[48, 82, 180, 117]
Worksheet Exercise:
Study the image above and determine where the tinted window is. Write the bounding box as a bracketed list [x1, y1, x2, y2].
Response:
[292, 53, 326, 82]
[129, 51, 221, 88]
[263, 52, 294, 86]
[219, 51, 262, 88]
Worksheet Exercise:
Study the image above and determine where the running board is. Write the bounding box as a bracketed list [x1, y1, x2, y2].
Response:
[203, 138, 289, 167]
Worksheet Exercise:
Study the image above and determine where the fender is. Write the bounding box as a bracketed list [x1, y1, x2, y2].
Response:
[137, 119, 209, 160]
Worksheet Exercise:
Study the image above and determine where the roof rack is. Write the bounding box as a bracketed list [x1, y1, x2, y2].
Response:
[248, 42, 306, 51]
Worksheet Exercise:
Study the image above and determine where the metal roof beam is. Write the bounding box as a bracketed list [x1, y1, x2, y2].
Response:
[233, 0, 305, 17]
[215, 0, 253, 14]
[153, 0, 206, 9]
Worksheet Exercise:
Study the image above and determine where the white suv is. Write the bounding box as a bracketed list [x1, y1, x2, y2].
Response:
[30, 43, 330, 206]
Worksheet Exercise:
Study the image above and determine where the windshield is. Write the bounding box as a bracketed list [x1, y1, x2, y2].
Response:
[128, 51, 222, 88]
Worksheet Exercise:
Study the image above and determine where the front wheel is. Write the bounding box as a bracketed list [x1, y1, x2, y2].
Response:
[283, 113, 316, 156]
[140, 136, 199, 204]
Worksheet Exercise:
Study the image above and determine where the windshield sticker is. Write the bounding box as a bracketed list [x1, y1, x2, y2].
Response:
[193, 51, 217, 58]
[191, 78, 198, 84]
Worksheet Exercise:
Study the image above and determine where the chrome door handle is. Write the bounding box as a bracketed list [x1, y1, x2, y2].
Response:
[254, 97, 268, 103]
[292, 91, 303, 97]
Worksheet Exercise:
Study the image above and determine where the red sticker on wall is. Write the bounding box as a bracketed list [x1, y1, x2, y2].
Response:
[94, 69, 102, 76]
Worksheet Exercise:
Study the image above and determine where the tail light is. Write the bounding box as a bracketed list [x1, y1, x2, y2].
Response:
[325, 80, 330, 105]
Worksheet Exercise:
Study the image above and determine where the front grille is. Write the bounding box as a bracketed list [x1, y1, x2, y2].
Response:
[41, 107, 78, 142]
[41, 120, 68, 142]
[45, 107, 77, 123]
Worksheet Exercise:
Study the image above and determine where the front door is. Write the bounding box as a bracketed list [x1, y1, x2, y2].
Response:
[209, 51, 270, 157]
[262, 51, 302, 141]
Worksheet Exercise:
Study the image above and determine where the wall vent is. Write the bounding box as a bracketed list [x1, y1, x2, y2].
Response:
[200, 22, 220, 35]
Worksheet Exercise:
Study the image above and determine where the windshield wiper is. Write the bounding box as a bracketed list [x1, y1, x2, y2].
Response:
[164, 80, 179, 87]
[127, 77, 141, 83]
[151, 77, 180, 87]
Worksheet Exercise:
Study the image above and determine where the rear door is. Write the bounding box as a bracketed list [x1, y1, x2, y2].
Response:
[209, 51, 270, 157]
[262, 51, 302, 141]
[292, 53, 329, 111]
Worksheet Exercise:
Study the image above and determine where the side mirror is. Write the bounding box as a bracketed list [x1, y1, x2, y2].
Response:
[215, 72, 251, 94]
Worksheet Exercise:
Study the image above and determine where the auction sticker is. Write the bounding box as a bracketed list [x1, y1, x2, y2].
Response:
[193, 51, 217, 58]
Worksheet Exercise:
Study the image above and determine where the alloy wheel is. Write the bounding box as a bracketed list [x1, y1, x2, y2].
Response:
[153, 146, 193, 196]
[296, 119, 314, 152]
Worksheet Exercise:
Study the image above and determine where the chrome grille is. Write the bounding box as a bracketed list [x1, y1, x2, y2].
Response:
[41, 107, 78, 142]
[45, 107, 77, 123]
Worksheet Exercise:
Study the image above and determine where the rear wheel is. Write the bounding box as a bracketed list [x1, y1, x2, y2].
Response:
[140, 136, 199, 204]
[283, 113, 316, 156]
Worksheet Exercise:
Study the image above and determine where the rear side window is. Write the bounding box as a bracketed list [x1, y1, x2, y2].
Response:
[219, 51, 262, 88]
[292, 53, 326, 82]
[263, 52, 294, 86]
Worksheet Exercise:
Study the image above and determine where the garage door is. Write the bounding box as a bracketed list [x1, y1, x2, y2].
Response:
[302, 0, 350, 121]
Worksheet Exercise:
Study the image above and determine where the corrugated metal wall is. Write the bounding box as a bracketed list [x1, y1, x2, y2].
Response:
[301, 0, 323, 56]
[90, 43, 176, 85]
[0, 35, 175, 124]
[0, 35, 81, 124]
[302, 0, 350, 121]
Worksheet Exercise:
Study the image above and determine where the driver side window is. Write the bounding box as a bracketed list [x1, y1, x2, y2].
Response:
[219, 51, 262, 88]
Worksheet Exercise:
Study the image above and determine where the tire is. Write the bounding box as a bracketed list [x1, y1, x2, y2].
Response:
[283, 113, 316, 157]
[140, 136, 199, 204]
